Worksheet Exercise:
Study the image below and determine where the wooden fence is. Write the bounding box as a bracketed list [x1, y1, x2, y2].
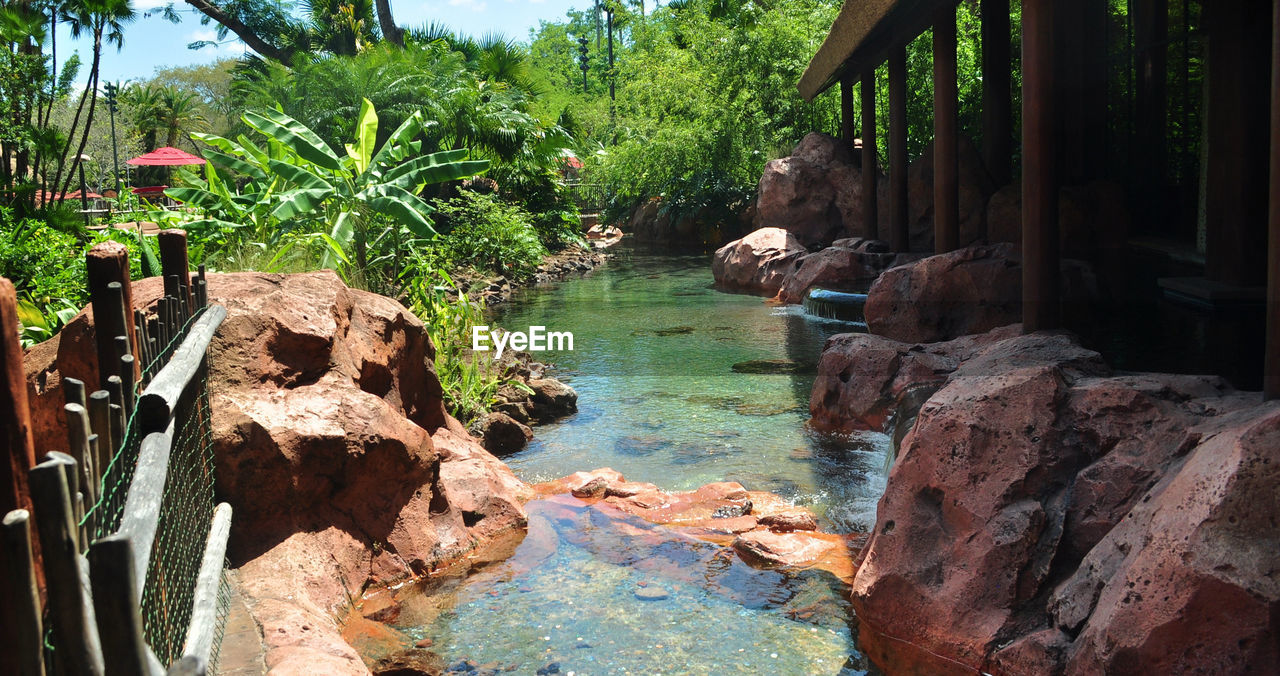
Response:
[1, 229, 231, 675]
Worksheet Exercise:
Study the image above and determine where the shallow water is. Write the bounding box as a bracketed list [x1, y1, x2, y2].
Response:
[494, 246, 890, 533]
[410, 245, 888, 674]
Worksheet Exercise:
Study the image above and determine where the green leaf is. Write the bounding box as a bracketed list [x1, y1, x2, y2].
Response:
[270, 188, 333, 221]
[164, 187, 226, 210]
[244, 108, 343, 172]
[361, 184, 438, 238]
[267, 159, 335, 191]
[320, 211, 358, 270]
[369, 111, 425, 171]
[382, 151, 489, 191]
[344, 98, 379, 175]
[203, 148, 268, 182]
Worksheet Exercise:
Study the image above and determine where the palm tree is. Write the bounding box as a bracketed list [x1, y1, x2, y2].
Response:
[157, 86, 209, 148]
[52, 0, 134, 200]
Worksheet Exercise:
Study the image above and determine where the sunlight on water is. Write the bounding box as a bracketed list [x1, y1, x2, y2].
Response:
[404, 246, 891, 674]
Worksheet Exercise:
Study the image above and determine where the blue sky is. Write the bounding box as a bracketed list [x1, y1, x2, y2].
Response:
[56, 0, 588, 84]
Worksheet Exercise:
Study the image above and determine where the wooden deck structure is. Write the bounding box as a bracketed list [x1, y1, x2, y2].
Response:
[799, 0, 1279, 400]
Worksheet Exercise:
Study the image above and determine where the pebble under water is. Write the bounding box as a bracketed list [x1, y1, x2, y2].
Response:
[408, 246, 889, 674]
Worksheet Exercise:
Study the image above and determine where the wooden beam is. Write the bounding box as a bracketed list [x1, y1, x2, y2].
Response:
[1023, 0, 1060, 332]
[889, 45, 910, 252]
[86, 243, 138, 389]
[862, 69, 880, 240]
[981, 0, 1013, 186]
[158, 230, 195, 312]
[182, 503, 232, 666]
[1267, 0, 1280, 400]
[1204, 0, 1272, 287]
[0, 278, 35, 519]
[137, 305, 227, 435]
[934, 4, 960, 253]
[841, 73, 856, 157]
[1, 510, 45, 676]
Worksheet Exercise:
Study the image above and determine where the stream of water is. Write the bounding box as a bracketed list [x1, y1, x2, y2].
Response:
[405, 246, 890, 675]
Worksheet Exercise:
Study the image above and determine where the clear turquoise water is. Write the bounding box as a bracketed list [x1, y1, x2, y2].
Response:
[407, 245, 888, 675]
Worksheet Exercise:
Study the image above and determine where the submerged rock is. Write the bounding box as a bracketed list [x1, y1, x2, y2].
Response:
[635, 586, 671, 601]
[730, 359, 816, 375]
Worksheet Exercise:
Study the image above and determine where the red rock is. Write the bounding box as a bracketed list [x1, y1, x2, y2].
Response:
[774, 245, 903, 304]
[837, 324, 1279, 675]
[758, 512, 818, 532]
[711, 227, 808, 296]
[469, 411, 533, 455]
[754, 132, 877, 247]
[732, 530, 839, 568]
[986, 180, 1130, 260]
[526, 378, 577, 421]
[570, 476, 608, 498]
[906, 136, 996, 252]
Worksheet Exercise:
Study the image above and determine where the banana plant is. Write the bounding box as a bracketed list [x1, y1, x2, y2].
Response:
[168, 98, 489, 274]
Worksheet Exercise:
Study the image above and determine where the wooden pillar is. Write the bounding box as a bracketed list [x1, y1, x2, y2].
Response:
[862, 70, 880, 240]
[1023, 0, 1060, 332]
[1267, 0, 1280, 400]
[86, 241, 139, 389]
[934, 4, 960, 253]
[889, 46, 911, 252]
[841, 72, 856, 157]
[1134, 0, 1169, 215]
[1204, 0, 1272, 287]
[0, 278, 35, 519]
[158, 229, 195, 311]
[981, 0, 1013, 186]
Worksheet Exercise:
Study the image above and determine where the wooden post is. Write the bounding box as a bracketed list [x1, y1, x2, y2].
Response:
[65, 403, 97, 505]
[1267, 0, 1280, 400]
[1204, 0, 1272, 287]
[89, 390, 114, 467]
[158, 229, 195, 311]
[889, 46, 910, 252]
[89, 536, 161, 675]
[934, 4, 960, 253]
[197, 265, 208, 309]
[1023, 0, 1060, 332]
[29, 457, 104, 676]
[64, 377, 87, 410]
[1134, 0, 1169, 206]
[862, 69, 880, 240]
[841, 72, 856, 157]
[86, 242, 138, 389]
[981, 0, 1013, 186]
[0, 278, 36, 519]
[1, 510, 45, 676]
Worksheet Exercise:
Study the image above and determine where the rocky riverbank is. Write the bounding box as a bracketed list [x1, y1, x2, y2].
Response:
[809, 323, 1280, 675]
[452, 244, 610, 307]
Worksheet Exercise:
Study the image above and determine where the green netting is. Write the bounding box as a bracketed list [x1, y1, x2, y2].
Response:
[140, 382, 216, 665]
[69, 301, 229, 671]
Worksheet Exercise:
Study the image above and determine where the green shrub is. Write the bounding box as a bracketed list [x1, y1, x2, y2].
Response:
[434, 191, 548, 279]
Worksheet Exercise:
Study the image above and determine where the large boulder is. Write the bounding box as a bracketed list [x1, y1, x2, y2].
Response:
[986, 180, 1130, 260]
[776, 242, 922, 305]
[820, 326, 1280, 675]
[711, 227, 808, 295]
[863, 243, 1097, 344]
[754, 133, 880, 247]
[24, 271, 533, 675]
[907, 136, 997, 252]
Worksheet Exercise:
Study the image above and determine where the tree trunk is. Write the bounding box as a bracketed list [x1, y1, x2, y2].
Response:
[374, 0, 403, 47]
[184, 0, 296, 63]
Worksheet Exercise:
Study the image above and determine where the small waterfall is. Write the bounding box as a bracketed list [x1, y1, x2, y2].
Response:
[802, 287, 869, 325]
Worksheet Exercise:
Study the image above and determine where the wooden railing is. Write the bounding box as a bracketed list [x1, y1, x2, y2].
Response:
[1, 229, 230, 675]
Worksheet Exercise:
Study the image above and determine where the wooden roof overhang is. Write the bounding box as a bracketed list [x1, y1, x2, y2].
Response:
[798, 0, 958, 102]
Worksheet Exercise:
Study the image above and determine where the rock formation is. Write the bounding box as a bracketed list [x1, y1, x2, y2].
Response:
[863, 243, 1097, 344]
[775, 239, 922, 305]
[905, 136, 996, 252]
[754, 132, 879, 247]
[711, 227, 808, 295]
[809, 325, 1280, 674]
[24, 271, 533, 675]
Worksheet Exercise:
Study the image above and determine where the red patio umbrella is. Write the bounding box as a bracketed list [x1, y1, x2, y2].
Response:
[126, 146, 206, 166]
